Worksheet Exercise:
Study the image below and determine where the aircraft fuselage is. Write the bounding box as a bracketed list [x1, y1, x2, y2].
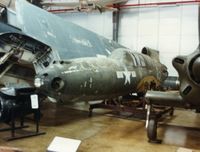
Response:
[35, 48, 168, 102]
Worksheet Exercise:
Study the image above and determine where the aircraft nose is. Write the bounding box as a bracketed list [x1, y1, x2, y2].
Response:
[34, 72, 65, 92]
[51, 77, 65, 91]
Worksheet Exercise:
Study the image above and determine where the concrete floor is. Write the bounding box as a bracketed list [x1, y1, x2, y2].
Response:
[0, 102, 200, 152]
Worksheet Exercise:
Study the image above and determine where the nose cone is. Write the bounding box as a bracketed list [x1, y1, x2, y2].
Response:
[50, 77, 65, 91]
[34, 66, 65, 98]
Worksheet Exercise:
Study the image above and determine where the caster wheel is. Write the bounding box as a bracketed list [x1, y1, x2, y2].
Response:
[147, 119, 162, 144]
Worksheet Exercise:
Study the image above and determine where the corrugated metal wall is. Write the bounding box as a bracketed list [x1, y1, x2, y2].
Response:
[118, 1, 198, 76]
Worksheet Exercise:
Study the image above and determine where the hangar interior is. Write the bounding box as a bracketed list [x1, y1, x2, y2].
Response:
[56, 0, 198, 76]
[0, 0, 199, 152]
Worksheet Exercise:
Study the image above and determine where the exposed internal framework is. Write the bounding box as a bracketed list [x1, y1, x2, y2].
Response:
[0, 22, 52, 86]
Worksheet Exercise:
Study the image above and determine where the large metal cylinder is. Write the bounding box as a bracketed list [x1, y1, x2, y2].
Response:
[161, 76, 180, 90]
[145, 91, 184, 107]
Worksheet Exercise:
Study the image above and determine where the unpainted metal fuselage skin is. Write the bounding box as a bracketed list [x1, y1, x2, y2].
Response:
[35, 48, 168, 102]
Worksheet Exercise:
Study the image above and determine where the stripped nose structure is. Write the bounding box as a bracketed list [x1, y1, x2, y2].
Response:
[51, 77, 65, 91]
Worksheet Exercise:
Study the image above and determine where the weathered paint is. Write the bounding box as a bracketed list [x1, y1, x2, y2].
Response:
[35, 48, 168, 102]
[0, 0, 168, 103]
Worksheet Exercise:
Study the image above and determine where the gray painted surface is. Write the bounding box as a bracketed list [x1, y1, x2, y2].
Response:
[15, 0, 125, 60]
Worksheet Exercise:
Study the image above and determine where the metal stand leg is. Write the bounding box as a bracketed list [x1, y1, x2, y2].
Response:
[11, 108, 15, 138]
[88, 107, 93, 117]
[35, 109, 40, 133]
[4, 104, 45, 141]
